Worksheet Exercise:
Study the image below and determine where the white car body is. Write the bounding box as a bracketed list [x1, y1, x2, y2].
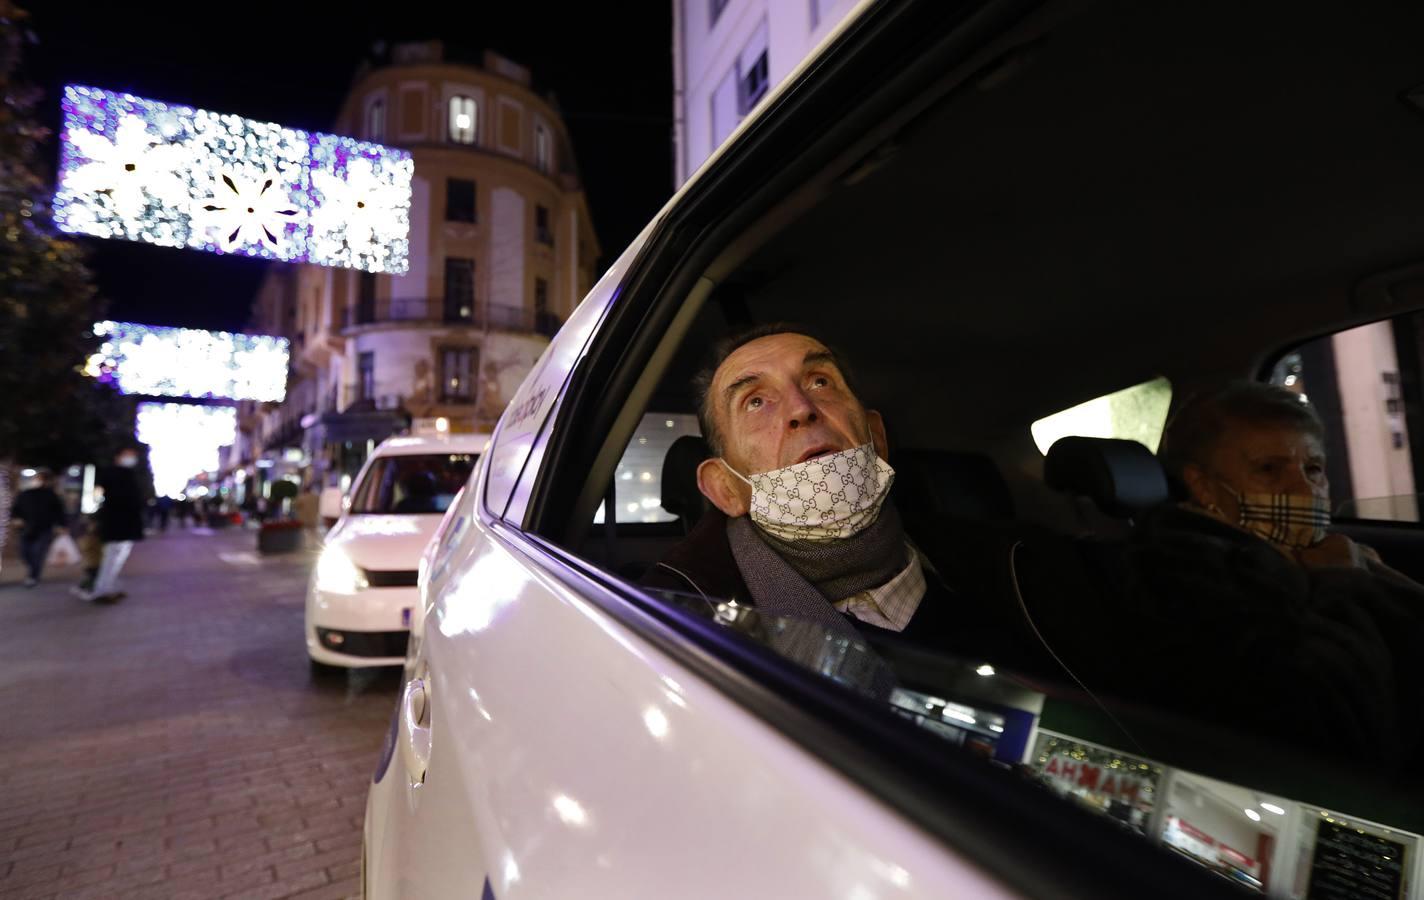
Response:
[357, 0, 1422, 896]
[306, 434, 488, 668]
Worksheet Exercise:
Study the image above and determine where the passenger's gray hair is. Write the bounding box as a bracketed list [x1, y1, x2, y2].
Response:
[1158, 381, 1325, 479]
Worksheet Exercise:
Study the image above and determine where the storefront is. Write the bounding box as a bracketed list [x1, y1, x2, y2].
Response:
[1028, 729, 1420, 898]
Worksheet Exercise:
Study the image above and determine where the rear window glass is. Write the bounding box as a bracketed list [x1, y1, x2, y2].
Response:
[594, 412, 702, 524]
[350, 453, 476, 515]
[1270, 316, 1423, 523]
[1030, 376, 1173, 455]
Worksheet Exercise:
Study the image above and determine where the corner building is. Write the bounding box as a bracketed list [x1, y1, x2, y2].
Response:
[240, 42, 600, 491]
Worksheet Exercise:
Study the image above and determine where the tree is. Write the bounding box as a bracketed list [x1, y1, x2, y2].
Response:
[0, 1, 127, 461]
[0, 2, 122, 559]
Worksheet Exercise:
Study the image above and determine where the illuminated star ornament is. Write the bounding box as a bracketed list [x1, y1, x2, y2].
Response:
[54, 85, 412, 273]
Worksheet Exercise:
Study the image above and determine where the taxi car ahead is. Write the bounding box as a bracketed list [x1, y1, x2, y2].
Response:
[306, 434, 484, 673]
[364, 0, 1424, 896]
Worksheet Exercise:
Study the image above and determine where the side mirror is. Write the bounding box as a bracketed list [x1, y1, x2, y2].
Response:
[319, 487, 345, 521]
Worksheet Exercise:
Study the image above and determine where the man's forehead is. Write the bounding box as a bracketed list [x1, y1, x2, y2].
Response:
[1229, 422, 1326, 457]
[714, 333, 833, 385]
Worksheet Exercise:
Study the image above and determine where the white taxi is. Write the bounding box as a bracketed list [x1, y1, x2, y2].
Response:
[362, 0, 1424, 896]
[306, 434, 486, 673]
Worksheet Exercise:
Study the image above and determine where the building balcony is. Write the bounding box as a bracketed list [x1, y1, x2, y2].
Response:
[342, 297, 562, 338]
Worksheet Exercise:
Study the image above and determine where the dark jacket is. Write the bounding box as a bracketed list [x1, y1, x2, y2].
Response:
[96, 466, 146, 543]
[640, 508, 967, 652]
[1062, 504, 1424, 767]
[13, 487, 66, 537]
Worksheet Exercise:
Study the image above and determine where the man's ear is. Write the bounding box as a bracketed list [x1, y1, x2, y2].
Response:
[697, 458, 750, 517]
[1181, 463, 1217, 511]
[867, 410, 889, 460]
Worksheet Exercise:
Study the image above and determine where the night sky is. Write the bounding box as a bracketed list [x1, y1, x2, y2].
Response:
[25, 2, 675, 333]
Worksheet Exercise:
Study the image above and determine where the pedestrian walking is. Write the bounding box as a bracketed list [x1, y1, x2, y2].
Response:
[11, 469, 66, 587]
[85, 447, 146, 603]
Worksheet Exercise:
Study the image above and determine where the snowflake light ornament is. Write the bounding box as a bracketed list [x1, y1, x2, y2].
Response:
[62, 114, 190, 220]
[310, 157, 397, 256]
[194, 170, 301, 252]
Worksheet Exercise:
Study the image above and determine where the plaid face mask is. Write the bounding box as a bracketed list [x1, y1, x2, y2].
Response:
[721, 443, 895, 543]
[1225, 485, 1331, 549]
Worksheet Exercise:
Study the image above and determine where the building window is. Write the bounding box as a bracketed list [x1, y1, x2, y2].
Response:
[358, 352, 375, 402]
[356, 272, 376, 324]
[449, 95, 477, 144]
[535, 277, 557, 337]
[366, 97, 385, 141]
[441, 347, 476, 402]
[444, 257, 476, 322]
[535, 205, 554, 246]
[737, 50, 769, 115]
[446, 178, 476, 223]
[736, 19, 771, 116]
[535, 124, 552, 172]
[710, 0, 729, 26]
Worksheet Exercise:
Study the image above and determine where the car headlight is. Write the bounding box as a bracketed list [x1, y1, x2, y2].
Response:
[316, 547, 368, 594]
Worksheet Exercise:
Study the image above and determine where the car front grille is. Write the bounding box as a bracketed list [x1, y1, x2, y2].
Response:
[362, 569, 419, 588]
[316, 627, 409, 659]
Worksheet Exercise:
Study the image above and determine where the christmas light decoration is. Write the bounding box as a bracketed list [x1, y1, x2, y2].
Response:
[136, 403, 237, 498]
[55, 85, 412, 273]
[87, 321, 289, 402]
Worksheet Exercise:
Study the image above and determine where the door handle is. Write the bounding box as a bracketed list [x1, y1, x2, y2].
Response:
[400, 678, 431, 784]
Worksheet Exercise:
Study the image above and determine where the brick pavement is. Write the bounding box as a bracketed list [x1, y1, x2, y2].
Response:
[0, 527, 400, 899]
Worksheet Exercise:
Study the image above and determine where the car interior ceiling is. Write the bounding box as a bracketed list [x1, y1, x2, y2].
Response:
[559, 0, 1424, 823]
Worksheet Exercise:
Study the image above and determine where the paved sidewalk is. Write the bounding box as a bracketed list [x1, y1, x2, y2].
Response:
[0, 527, 399, 899]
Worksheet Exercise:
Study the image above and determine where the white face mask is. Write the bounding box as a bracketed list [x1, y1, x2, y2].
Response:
[721, 442, 895, 543]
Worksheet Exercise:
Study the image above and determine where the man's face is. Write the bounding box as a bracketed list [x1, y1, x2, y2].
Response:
[1187, 421, 1329, 522]
[710, 333, 879, 476]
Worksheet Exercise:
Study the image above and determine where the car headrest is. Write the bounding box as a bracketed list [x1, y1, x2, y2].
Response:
[1048, 432, 1167, 515]
[1044, 436, 1169, 518]
[892, 449, 1015, 522]
[661, 434, 711, 525]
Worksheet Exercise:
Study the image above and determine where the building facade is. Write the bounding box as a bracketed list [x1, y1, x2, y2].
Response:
[234, 42, 600, 497]
[672, 0, 860, 186]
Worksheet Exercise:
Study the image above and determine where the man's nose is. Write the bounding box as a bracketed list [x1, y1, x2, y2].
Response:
[1283, 465, 1316, 494]
[785, 387, 818, 430]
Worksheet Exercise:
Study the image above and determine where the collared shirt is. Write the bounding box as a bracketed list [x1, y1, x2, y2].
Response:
[832, 545, 926, 632]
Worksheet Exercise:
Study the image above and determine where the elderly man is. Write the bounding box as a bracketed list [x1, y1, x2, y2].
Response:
[643, 325, 955, 646]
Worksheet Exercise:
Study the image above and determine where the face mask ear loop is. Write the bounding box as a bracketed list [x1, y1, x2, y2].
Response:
[719, 458, 753, 488]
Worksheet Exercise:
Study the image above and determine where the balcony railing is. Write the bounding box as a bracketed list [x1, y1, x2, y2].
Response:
[341, 298, 562, 337]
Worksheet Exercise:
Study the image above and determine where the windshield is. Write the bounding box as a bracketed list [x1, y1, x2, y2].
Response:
[349, 453, 476, 515]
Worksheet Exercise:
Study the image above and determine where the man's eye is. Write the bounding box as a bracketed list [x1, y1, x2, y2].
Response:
[809, 376, 829, 389]
[746, 396, 763, 410]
